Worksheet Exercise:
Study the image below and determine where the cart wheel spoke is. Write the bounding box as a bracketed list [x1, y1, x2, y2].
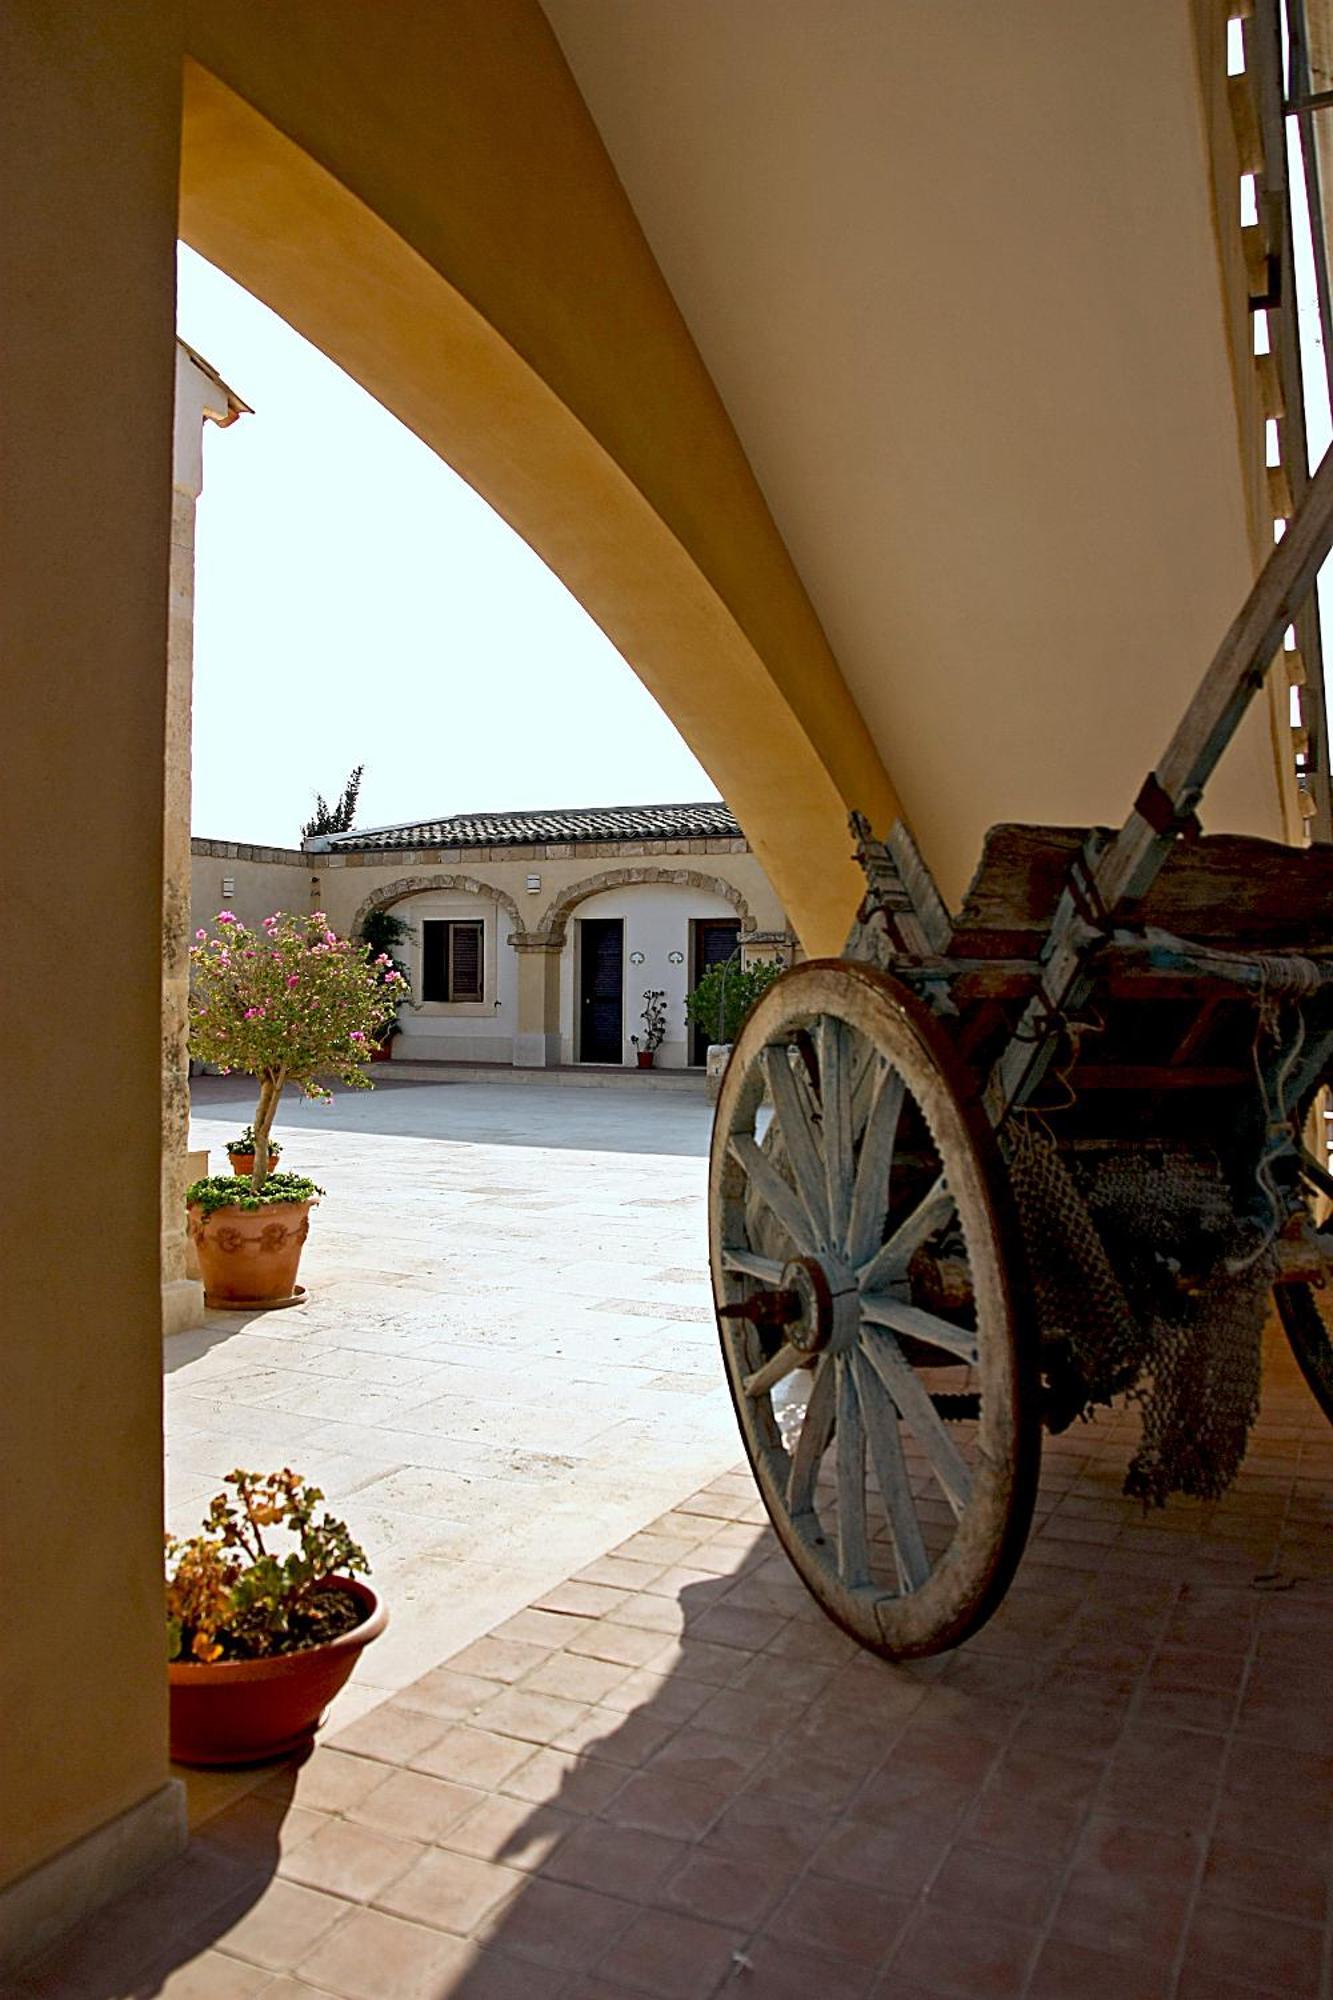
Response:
[846, 1066, 905, 1267]
[820, 1018, 855, 1249]
[860, 1329, 973, 1518]
[860, 1293, 979, 1366]
[857, 1174, 955, 1291]
[835, 1354, 870, 1586]
[786, 1353, 836, 1515]
[761, 1046, 831, 1247]
[727, 1132, 813, 1252]
[853, 1347, 930, 1592]
[743, 1342, 803, 1398]
[722, 1247, 785, 1284]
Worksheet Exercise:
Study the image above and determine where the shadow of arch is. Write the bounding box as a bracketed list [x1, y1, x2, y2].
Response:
[351, 874, 523, 941]
[537, 866, 755, 948]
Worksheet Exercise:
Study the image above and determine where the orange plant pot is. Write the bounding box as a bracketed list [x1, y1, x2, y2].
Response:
[169, 1579, 387, 1766]
[227, 1151, 280, 1176]
[636, 1051, 655, 1068]
[188, 1196, 316, 1309]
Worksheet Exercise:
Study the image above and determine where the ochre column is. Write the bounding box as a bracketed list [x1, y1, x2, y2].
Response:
[0, 1, 188, 1970]
[511, 934, 562, 1067]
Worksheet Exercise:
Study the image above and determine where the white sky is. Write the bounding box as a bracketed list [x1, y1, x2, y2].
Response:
[177, 245, 719, 848]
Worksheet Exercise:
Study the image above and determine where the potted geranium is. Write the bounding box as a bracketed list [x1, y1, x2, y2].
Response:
[358, 908, 412, 1061]
[166, 1467, 386, 1765]
[186, 909, 404, 1308]
[225, 1126, 282, 1177]
[630, 989, 668, 1068]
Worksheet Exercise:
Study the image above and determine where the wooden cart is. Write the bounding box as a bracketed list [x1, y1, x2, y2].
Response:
[708, 452, 1333, 1660]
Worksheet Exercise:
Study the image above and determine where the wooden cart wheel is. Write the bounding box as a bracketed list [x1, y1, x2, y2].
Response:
[709, 959, 1041, 1659]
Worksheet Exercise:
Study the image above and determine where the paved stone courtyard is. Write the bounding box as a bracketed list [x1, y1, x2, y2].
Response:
[170, 1076, 737, 1714]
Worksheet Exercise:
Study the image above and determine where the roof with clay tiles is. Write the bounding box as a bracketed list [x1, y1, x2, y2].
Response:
[311, 802, 743, 853]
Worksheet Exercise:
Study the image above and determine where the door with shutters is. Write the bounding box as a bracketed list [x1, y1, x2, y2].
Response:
[689, 919, 742, 1064]
[578, 918, 624, 1063]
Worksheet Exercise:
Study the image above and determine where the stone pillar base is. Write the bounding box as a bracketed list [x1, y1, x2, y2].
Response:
[0, 1780, 186, 1976]
[513, 1032, 561, 1068]
[705, 1043, 732, 1103]
[162, 1277, 206, 1338]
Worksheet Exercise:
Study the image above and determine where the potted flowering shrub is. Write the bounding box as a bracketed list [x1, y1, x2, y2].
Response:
[166, 1468, 386, 1765]
[186, 909, 404, 1308]
[630, 988, 668, 1068]
[225, 1125, 282, 1177]
[358, 908, 412, 1061]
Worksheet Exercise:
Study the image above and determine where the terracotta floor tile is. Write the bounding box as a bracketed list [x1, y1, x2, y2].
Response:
[295, 1905, 472, 2000]
[601, 1770, 730, 1842]
[1050, 1869, 1192, 1964]
[647, 1635, 752, 1687]
[567, 1619, 676, 1669]
[536, 1577, 634, 1619]
[213, 1877, 353, 1972]
[328, 1700, 450, 1768]
[706, 1789, 835, 1874]
[156, 1951, 275, 1997]
[472, 1684, 593, 1746]
[502, 1746, 628, 1817]
[194, 1794, 327, 1867]
[1200, 1834, 1328, 1924]
[553, 1706, 678, 1767]
[766, 1873, 912, 1968]
[646, 1724, 766, 1793]
[473, 1874, 634, 1972]
[446, 1635, 554, 1684]
[598, 1668, 714, 1724]
[543, 1818, 686, 1899]
[443, 1792, 577, 1873]
[1180, 1898, 1325, 1995]
[377, 1844, 524, 1936]
[279, 1815, 426, 1902]
[926, 1839, 1062, 1929]
[808, 1811, 952, 1901]
[398, 1666, 510, 1722]
[522, 1650, 634, 1705]
[727, 1934, 877, 1998]
[348, 1765, 484, 1843]
[1025, 1934, 1173, 2000]
[411, 1723, 536, 1789]
[598, 1906, 747, 1999]
[491, 1607, 589, 1649]
[887, 1906, 1039, 1998]
[747, 1740, 869, 1814]
[658, 1843, 791, 1928]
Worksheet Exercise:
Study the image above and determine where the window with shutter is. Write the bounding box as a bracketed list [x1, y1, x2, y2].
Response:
[450, 922, 483, 1001]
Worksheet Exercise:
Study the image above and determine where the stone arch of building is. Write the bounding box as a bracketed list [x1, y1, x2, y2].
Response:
[352, 873, 523, 940]
[537, 866, 755, 948]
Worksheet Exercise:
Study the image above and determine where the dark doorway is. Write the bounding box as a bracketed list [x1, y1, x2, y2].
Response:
[579, 917, 624, 1063]
[690, 919, 742, 1064]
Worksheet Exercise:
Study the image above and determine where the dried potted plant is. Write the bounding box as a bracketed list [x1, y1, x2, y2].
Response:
[631, 988, 668, 1068]
[225, 1125, 282, 1177]
[186, 909, 405, 1308]
[166, 1468, 386, 1765]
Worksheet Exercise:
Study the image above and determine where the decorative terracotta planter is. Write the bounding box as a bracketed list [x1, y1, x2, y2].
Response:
[168, 1579, 386, 1766]
[636, 1051, 655, 1068]
[226, 1151, 280, 1176]
[188, 1196, 316, 1310]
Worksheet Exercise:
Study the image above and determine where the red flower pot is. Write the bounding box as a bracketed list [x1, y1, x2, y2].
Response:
[168, 1579, 387, 1766]
[188, 1196, 316, 1309]
[636, 1051, 655, 1068]
[227, 1151, 280, 1176]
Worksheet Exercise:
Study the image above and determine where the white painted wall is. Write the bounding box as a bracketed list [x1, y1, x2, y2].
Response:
[559, 883, 738, 1067]
[391, 888, 516, 1063]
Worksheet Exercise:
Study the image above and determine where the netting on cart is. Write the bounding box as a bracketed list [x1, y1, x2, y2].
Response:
[1007, 1121, 1266, 1505]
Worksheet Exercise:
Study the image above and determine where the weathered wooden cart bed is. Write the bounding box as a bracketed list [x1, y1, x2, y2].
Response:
[708, 454, 1333, 1661]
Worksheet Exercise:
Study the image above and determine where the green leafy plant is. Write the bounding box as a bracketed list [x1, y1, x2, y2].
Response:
[188, 909, 406, 1196]
[631, 988, 668, 1054]
[184, 1171, 324, 1219]
[165, 1468, 370, 1664]
[684, 957, 784, 1047]
[224, 1126, 282, 1158]
[358, 908, 412, 1043]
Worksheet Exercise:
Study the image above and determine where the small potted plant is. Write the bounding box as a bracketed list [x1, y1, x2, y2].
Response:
[631, 988, 668, 1068]
[166, 1467, 386, 1766]
[358, 908, 413, 1061]
[684, 956, 784, 1094]
[225, 1125, 283, 1177]
[186, 910, 405, 1308]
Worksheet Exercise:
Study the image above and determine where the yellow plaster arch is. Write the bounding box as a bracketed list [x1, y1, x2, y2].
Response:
[178, 6, 899, 955]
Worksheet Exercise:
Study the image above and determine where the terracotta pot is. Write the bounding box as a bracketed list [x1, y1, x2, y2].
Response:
[169, 1579, 386, 1766]
[188, 1196, 316, 1309]
[227, 1151, 280, 1176]
[369, 1040, 394, 1063]
[636, 1050, 655, 1068]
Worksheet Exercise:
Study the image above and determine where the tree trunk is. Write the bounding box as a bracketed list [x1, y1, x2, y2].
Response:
[250, 1071, 283, 1193]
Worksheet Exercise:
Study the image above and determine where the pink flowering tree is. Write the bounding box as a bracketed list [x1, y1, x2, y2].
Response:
[189, 911, 406, 1192]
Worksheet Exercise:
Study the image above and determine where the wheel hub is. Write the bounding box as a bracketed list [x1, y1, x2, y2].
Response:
[781, 1255, 859, 1356]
